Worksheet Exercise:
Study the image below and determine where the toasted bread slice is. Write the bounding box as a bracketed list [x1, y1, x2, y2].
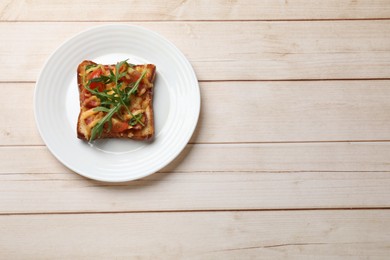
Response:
[77, 60, 156, 141]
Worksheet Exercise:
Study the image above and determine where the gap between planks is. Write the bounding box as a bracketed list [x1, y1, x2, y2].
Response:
[1, 18, 390, 23]
[3, 170, 390, 176]
[2, 207, 390, 217]
[2, 140, 390, 148]
[190, 140, 390, 145]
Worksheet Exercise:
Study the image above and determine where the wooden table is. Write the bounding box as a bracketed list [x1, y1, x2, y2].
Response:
[1, 1, 390, 258]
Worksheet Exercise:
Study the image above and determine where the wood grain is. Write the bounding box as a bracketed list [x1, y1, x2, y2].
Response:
[1, 210, 390, 259]
[1, 0, 390, 21]
[1, 170, 390, 213]
[2, 142, 390, 174]
[1, 142, 390, 213]
[1, 0, 389, 258]
[1, 21, 389, 82]
[196, 80, 390, 143]
[3, 80, 390, 145]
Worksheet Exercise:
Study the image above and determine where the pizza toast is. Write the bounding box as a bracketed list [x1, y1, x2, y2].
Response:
[76, 60, 156, 141]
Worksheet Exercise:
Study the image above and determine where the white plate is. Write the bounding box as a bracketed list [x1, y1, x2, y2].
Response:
[34, 24, 200, 182]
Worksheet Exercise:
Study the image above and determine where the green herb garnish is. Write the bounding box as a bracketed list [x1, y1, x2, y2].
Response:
[84, 60, 147, 141]
[85, 64, 97, 71]
[129, 114, 143, 126]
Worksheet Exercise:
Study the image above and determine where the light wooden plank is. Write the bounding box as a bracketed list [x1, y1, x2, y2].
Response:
[188, 80, 390, 143]
[1, 170, 390, 213]
[1, 210, 390, 259]
[0, 21, 389, 81]
[3, 80, 390, 145]
[2, 142, 390, 174]
[1, 143, 390, 213]
[1, 0, 390, 21]
[1, 83, 42, 145]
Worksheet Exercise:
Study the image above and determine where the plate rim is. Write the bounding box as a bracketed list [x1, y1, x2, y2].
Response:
[34, 24, 200, 182]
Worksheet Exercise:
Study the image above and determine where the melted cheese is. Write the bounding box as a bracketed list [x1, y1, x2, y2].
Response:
[78, 61, 155, 139]
[82, 95, 99, 107]
[78, 108, 103, 139]
[85, 65, 100, 74]
[123, 109, 145, 121]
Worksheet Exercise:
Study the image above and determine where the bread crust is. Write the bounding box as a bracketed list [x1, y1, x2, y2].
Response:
[76, 60, 156, 141]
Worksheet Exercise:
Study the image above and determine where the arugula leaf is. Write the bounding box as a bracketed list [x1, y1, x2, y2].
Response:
[85, 64, 97, 71]
[129, 113, 143, 126]
[83, 59, 147, 141]
[93, 107, 111, 113]
[125, 61, 135, 68]
[84, 84, 115, 101]
[90, 75, 113, 84]
[90, 104, 121, 141]
[126, 70, 147, 100]
[115, 60, 128, 83]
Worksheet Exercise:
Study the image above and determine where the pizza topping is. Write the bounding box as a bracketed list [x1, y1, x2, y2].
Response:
[111, 118, 129, 133]
[130, 113, 143, 126]
[88, 68, 105, 92]
[83, 95, 100, 108]
[78, 108, 104, 140]
[85, 64, 98, 72]
[82, 60, 147, 141]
